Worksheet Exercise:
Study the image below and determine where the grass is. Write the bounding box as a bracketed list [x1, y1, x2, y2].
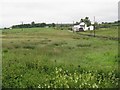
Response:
[78, 27, 118, 38]
[2, 27, 119, 88]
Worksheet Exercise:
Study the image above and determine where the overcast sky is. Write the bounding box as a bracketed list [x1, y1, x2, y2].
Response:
[0, 0, 119, 28]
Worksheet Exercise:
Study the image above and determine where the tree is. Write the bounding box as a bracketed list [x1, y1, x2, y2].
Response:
[94, 22, 99, 29]
[40, 23, 46, 27]
[75, 22, 79, 25]
[51, 23, 55, 27]
[80, 17, 91, 27]
[31, 21, 35, 27]
[83, 17, 91, 27]
[80, 19, 84, 22]
[102, 22, 104, 24]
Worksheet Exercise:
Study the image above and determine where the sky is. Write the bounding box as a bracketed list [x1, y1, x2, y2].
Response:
[118, 1, 120, 21]
[0, 0, 119, 28]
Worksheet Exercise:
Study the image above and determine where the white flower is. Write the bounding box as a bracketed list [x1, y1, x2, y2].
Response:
[59, 68, 62, 72]
[48, 85, 50, 88]
[44, 84, 47, 87]
[66, 85, 69, 88]
[38, 85, 41, 88]
[76, 77, 79, 80]
[92, 83, 98, 88]
[56, 71, 58, 74]
[55, 67, 58, 71]
[75, 80, 77, 83]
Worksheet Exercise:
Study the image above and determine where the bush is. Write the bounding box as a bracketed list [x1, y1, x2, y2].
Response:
[3, 49, 8, 53]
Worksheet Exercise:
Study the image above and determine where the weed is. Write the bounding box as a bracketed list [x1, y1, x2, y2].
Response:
[73, 37, 80, 39]
[76, 44, 91, 47]
[3, 49, 8, 53]
[23, 45, 35, 49]
[14, 45, 20, 49]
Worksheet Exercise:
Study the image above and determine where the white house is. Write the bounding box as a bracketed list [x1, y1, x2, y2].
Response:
[72, 22, 94, 32]
[72, 25, 80, 32]
[89, 26, 94, 30]
[9, 27, 12, 30]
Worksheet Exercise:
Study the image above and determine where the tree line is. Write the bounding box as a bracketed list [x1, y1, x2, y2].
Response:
[7, 18, 119, 29]
[12, 22, 56, 28]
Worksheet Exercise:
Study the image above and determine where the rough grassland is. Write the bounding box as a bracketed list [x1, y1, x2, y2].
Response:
[2, 28, 119, 88]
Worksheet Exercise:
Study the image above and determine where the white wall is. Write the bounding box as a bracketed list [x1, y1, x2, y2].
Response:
[89, 26, 94, 30]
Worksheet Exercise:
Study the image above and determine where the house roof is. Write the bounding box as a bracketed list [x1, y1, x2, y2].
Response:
[79, 22, 86, 25]
[73, 25, 80, 28]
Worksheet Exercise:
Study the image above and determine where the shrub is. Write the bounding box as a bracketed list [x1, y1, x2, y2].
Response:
[3, 49, 8, 53]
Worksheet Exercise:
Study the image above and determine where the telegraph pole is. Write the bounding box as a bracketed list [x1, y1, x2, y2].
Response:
[21, 21, 23, 31]
[57, 22, 58, 30]
[94, 16, 95, 37]
[61, 22, 62, 30]
[73, 21, 75, 33]
[73, 21, 74, 25]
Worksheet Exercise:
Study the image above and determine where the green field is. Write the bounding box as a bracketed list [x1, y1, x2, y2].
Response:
[2, 27, 119, 88]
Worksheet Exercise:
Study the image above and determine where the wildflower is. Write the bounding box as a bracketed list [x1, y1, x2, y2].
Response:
[66, 84, 69, 88]
[81, 83, 84, 86]
[38, 85, 41, 88]
[76, 77, 79, 80]
[44, 84, 47, 87]
[92, 83, 98, 88]
[116, 82, 118, 86]
[79, 85, 82, 88]
[66, 70, 68, 72]
[74, 72, 76, 75]
[65, 80, 68, 84]
[88, 84, 90, 86]
[63, 77, 66, 80]
[54, 85, 57, 88]
[75, 80, 77, 83]
[55, 67, 58, 71]
[59, 68, 62, 72]
[56, 70, 58, 74]
[69, 76, 72, 80]
[48, 85, 50, 88]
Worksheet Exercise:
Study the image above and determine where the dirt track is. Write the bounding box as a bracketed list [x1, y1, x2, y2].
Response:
[77, 33, 119, 41]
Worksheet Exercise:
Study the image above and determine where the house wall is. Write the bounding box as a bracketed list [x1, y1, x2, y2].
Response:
[72, 25, 80, 32]
[72, 23, 94, 32]
[89, 26, 94, 30]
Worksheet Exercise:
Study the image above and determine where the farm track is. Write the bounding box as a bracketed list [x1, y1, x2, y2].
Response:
[77, 33, 119, 41]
